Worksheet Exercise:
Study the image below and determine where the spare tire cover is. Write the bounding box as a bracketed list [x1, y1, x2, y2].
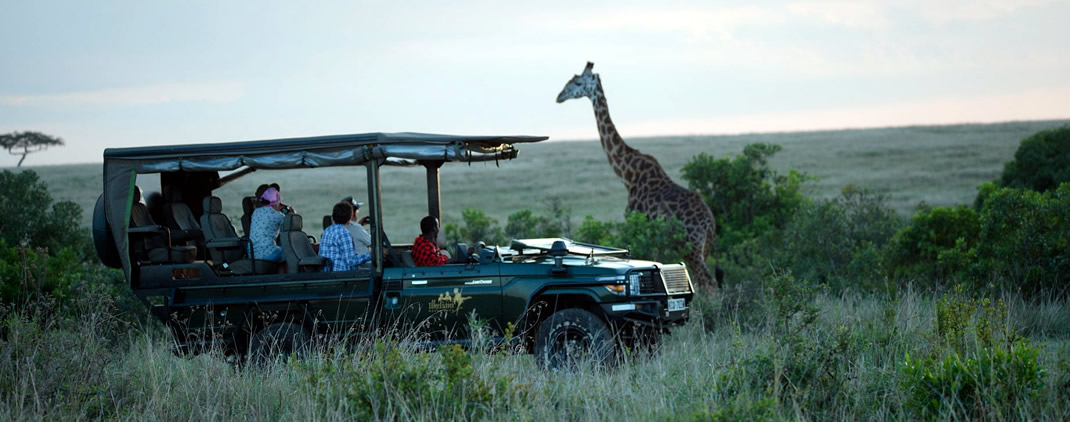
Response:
[92, 193, 122, 268]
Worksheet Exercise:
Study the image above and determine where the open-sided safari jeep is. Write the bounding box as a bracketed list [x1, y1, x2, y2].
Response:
[93, 132, 694, 368]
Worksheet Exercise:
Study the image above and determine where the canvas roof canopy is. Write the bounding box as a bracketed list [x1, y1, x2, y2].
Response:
[102, 132, 548, 278]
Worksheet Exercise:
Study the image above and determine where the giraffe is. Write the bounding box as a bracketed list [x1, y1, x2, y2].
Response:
[557, 62, 721, 291]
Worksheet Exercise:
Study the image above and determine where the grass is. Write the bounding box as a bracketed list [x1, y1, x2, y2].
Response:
[17, 119, 1070, 242]
[3, 288, 1068, 420]
[5, 119, 1070, 419]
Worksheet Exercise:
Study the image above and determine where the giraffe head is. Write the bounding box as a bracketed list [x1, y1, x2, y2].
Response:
[556, 62, 600, 103]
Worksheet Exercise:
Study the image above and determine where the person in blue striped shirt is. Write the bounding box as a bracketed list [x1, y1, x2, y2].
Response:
[319, 202, 371, 271]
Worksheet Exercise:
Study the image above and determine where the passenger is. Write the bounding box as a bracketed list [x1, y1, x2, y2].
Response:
[341, 196, 372, 256]
[249, 187, 286, 264]
[413, 216, 451, 266]
[254, 184, 270, 205]
[319, 202, 371, 271]
[255, 183, 293, 212]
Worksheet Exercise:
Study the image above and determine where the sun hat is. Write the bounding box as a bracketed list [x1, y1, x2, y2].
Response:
[342, 196, 363, 210]
[261, 187, 281, 207]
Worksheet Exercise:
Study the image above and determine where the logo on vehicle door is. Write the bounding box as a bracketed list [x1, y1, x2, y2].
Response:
[428, 288, 471, 314]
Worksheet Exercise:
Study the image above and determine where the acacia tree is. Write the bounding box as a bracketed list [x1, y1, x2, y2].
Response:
[0, 131, 65, 167]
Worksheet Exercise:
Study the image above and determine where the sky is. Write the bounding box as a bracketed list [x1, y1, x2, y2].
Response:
[1, 0, 1068, 166]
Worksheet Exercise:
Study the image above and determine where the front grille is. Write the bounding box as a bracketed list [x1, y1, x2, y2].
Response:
[660, 264, 693, 294]
[636, 270, 659, 294]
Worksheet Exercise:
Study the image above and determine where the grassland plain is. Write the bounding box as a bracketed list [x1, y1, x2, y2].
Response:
[4, 120, 1070, 420]
[18, 119, 1070, 242]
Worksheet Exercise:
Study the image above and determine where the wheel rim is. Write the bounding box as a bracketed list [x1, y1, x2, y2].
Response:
[549, 326, 592, 366]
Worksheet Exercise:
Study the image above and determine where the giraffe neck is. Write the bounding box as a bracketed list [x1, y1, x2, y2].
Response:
[589, 81, 640, 188]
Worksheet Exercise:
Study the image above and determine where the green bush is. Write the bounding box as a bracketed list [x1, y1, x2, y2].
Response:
[900, 344, 1046, 420]
[504, 209, 566, 240]
[775, 185, 901, 292]
[996, 125, 1070, 193]
[0, 170, 91, 257]
[681, 143, 810, 254]
[444, 208, 506, 246]
[889, 205, 980, 282]
[899, 287, 1046, 419]
[574, 212, 691, 264]
[297, 341, 530, 420]
[891, 183, 1070, 296]
[975, 183, 1070, 295]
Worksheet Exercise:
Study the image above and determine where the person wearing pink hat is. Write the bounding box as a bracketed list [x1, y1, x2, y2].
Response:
[249, 187, 288, 263]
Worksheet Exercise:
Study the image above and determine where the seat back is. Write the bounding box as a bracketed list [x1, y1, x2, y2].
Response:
[280, 214, 318, 273]
[129, 201, 162, 257]
[162, 188, 199, 230]
[240, 196, 256, 236]
[200, 196, 244, 263]
[129, 197, 196, 264]
[323, 215, 332, 231]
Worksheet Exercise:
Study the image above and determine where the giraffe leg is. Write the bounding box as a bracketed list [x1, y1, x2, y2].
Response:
[685, 248, 715, 293]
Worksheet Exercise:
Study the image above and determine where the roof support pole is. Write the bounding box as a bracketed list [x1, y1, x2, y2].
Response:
[423, 161, 443, 221]
[367, 160, 384, 274]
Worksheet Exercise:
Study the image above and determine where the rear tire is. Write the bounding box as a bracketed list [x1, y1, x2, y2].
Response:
[534, 308, 615, 370]
[247, 322, 311, 366]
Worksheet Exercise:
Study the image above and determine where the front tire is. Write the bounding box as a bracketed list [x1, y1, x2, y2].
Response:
[534, 308, 615, 370]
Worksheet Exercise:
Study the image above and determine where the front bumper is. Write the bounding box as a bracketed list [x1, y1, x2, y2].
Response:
[599, 294, 692, 330]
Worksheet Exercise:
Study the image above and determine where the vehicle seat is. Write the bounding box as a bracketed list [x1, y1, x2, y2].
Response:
[200, 196, 244, 264]
[322, 215, 332, 231]
[161, 187, 205, 247]
[280, 214, 327, 273]
[400, 250, 416, 267]
[240, 196, 256, 237]
[130, 194, 196, 264]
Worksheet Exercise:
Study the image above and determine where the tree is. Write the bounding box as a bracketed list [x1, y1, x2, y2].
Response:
[680, 143, 810, 252]
[0, 131, 65, 167]
[996, 126, 1070, 192]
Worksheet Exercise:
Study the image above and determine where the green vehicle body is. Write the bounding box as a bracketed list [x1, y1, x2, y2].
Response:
[92, 132, 693, 360]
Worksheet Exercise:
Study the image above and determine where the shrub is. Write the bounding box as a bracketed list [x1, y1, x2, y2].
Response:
[889, 205, 980, 282]
[899, 287, 1046, 419]
[891, 183, 1070, 295]
[574, 212, 691, 264]
[444, 208, 506, 247]
[0, 170, 91, 257]
[975, 183, 1070, 295]
[297, 341, 530, 420]
[996, 125, 1070, 193]
[681, 143, 810, 254]
[448, 205, 572, 247]
[778, 185, 901, 292]
[574, 215, 614, 245]
[505, 209, 566, 240]
[900, 344, 1046, 420]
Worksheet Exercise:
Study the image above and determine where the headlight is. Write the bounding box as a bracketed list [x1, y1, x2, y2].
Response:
[604, 284, 626, 295]
[628, 273, 641, 296]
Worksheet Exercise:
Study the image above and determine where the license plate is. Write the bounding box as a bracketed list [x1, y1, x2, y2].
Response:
[667, 298, 686, 312]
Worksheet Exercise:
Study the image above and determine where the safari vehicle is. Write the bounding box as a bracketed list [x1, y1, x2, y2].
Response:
[92, 133, 694, 368]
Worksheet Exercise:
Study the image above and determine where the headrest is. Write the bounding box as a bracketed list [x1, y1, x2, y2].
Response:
[203, 196, 223, 213]
[163, 185, 182, 201]
[242, 196, 255, 214]
[283, 214, 303, 231]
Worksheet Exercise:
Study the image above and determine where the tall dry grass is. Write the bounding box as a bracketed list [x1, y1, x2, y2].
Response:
[3, 285, 1068, 420]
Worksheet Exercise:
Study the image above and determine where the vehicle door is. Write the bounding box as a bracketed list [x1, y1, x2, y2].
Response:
[382, 262, 502, 341]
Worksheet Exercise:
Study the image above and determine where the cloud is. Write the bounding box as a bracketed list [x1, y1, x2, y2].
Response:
[578, 85, 1070, 138]
[0, 82, 245, 107]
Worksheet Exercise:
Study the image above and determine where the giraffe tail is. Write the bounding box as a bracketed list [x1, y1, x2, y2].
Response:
[707, 226, 724, 289]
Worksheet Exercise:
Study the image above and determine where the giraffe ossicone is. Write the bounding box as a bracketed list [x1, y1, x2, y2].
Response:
[556, 62, 721, 291]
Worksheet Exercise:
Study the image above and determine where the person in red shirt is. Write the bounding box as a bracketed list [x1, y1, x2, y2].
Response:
[412, 216, 451, 266]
